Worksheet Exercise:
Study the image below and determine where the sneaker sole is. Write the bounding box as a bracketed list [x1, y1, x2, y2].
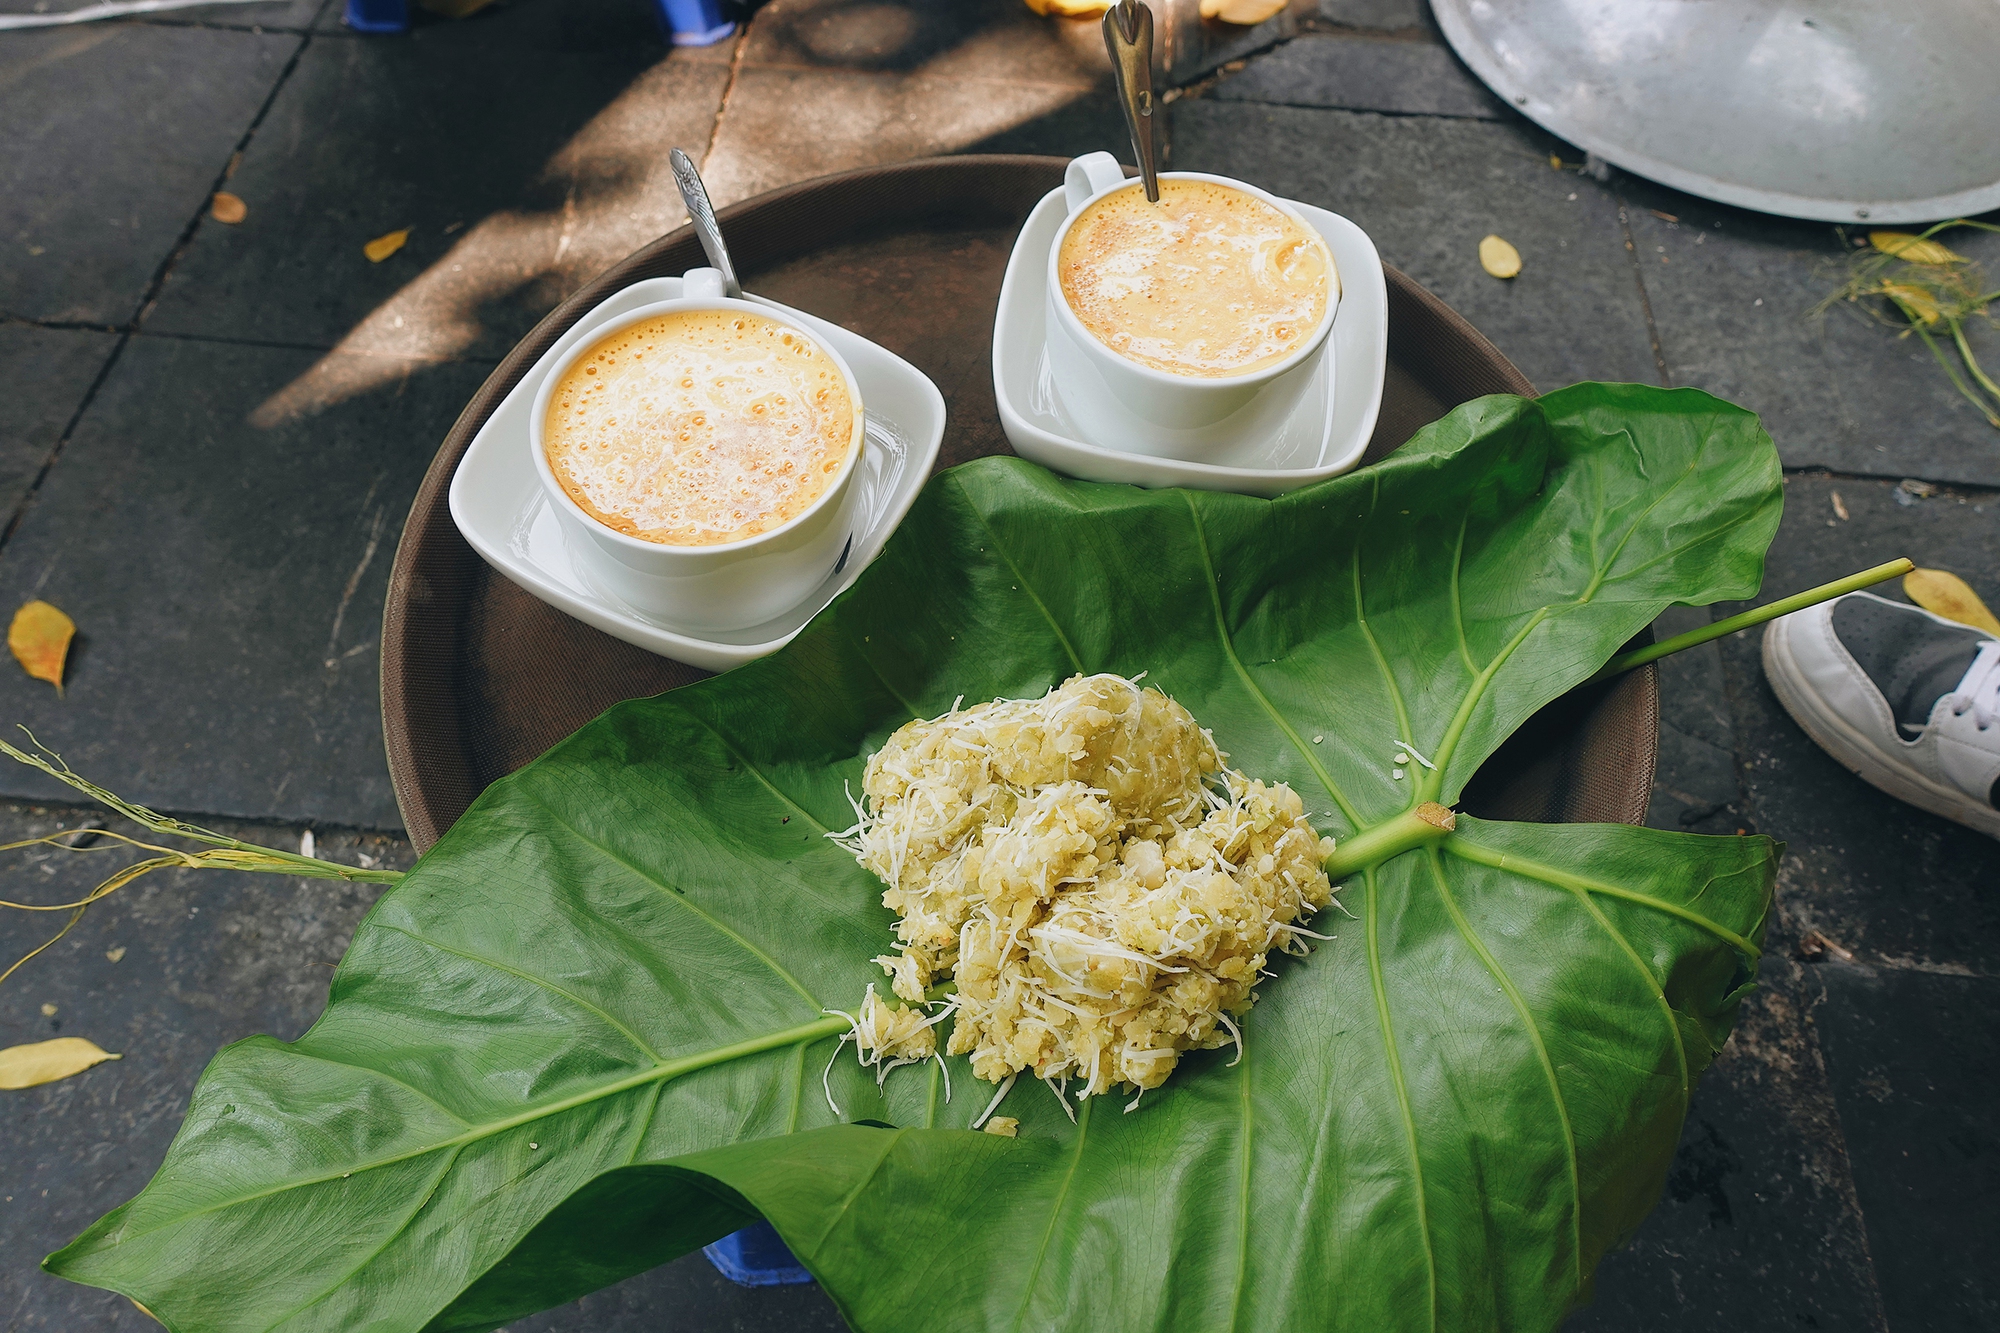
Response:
[1763, 616, 2000, 840]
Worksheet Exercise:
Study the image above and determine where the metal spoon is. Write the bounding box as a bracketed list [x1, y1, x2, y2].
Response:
[1102, 0, 1160, 202]
[669, 147, 742, 298]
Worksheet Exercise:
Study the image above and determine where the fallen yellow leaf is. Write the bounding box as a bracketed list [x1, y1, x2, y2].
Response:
[0, 1037, 121, 1090]
[1479, 233, 1522, 279]
[210, 191, 247, 225]
[1202, 0, 1286, 21]
[364, 228, 411, 263]
[1877, 281, 1942, 325]
[1905, 568, 2000, 636]
[9, 600, 75, 693]
[1870, 230, 1967, 266]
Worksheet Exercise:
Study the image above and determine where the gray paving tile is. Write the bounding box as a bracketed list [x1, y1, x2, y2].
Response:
[0, 803, 408, 1331]
[1812, 963, 2000, 1332]
[143, 25, 730, 360]
[703, 64, 1107, 208]
[1313, 0, 1429, 31]
[0, 324, 116, 519]
[1620, 183, 2000, 486]
[0, 335, 492, 829]
[0, 0, 322, 25]
[700, 0, 1110, 208]
[1211, 31, 1506, 119]
[741, 0, 1103, 84]
[1647, 605, 1744, 835]
[0, 23, 299, 325]
[1711, 474, 2000, 974]
[311, 0, 690, 47]
[1169, 99, 1662, 390]
[1568, 962, 1887, 1333]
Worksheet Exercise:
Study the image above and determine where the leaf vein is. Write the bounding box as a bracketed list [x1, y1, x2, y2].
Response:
[1010, 1097, 1093, 1333]
[372, 923, 666, 1065]
[1181, 492, 1363, 828]
[1365, 867, 1437, 1333]
[263, 1143, 465, 1331]
[530, 799, 824, 1013]
[953, 472, 1085, 673]
[1424, 849, 1584, 1296]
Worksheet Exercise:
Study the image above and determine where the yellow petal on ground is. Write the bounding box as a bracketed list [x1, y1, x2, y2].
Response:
[1205, 0, 1287, 21]
[364, 228, 411, 263]
[210, 191, 247, 225]
[1870, 231, 1967, 266]
[1905, 568, 2000, 636]
[0, 1037, 122, 1090]
[1479, 233, 1522, 279]
[1876, 281, 1942, 325]
[982, 1116, 1020, 1137]
[9, 600, 75, 693]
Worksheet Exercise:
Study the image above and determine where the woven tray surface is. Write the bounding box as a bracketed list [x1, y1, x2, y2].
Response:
[381, 155, 1657, 852]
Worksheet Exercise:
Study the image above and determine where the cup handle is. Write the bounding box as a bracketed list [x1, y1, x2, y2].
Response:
[683, 267, 727, 299]
[1064, 152, 1130, 214]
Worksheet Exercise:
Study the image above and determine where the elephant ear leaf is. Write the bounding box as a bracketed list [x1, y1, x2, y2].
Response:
[47, 383, 1782, 1333]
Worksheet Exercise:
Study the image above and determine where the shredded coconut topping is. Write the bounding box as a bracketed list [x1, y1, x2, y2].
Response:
[832, 673, 1337, 1105]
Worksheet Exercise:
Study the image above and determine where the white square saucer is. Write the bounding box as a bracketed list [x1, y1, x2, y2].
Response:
[993, 189, 1387, 498]
[447, 278, 945, 672]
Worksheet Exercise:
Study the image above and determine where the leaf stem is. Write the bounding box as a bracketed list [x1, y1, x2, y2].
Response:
[1323, 803, 1456, 881]
[1585, 559, 1913, 684]
[0, 733, 403, 885]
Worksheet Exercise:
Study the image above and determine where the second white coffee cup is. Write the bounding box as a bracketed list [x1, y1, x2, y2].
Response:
[1044, 152, 1340, 460]
[529, 267, 867, 633]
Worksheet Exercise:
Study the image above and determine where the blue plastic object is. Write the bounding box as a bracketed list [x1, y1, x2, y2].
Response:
[702, 1221, 814, 1287]
[655, 0, 736, 46]
[343, 0, 409, 33]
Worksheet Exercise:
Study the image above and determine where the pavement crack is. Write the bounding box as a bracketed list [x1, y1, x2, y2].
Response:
[1615, 192, 1673, 388]
[129, 24, 315, 331]
[698, 21, 753, 177]
[325, 505, 389, 667]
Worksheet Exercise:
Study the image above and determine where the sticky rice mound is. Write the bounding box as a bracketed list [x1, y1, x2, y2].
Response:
[835, 673, 1336, 1103]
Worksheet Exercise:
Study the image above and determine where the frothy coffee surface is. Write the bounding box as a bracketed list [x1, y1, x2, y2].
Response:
[544, 308, 854, 546]
[1058, 178, 1332, 377]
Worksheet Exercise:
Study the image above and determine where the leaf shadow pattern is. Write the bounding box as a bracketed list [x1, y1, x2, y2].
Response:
[47, 384, 1782, 1333]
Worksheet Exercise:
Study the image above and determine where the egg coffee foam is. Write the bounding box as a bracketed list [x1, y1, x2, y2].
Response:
[1058, 178, 1332, 378]
[544, 308, 855, 547]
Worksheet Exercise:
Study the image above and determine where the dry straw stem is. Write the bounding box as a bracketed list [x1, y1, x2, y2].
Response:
[1817, 218, 2000, 428]
[0, 732, 403, 991]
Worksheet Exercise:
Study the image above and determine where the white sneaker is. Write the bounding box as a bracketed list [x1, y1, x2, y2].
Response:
[1762, 590, 2000, 839]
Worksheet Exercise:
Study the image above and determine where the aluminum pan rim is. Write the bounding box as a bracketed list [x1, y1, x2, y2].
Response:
[1429, 0, 2000, 225]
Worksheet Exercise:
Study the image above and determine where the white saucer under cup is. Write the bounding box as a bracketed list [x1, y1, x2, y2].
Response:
[990, 163, 1388, 498]
[450, 274, 944, 672]
[1044, 152, 1340, 462]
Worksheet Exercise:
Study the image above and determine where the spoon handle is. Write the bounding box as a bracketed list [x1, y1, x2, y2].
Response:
[1102, 0, 1160, 203]
[670, 147, 743, 298]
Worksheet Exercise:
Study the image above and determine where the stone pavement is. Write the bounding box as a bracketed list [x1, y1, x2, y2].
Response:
[1, 0, 1994, 1328]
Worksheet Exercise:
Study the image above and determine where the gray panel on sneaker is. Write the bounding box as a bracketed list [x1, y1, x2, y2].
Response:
[1830, 596, 1984, 734]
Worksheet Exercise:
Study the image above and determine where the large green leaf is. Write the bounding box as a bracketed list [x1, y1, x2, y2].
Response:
[49, 383, 1782, 1332]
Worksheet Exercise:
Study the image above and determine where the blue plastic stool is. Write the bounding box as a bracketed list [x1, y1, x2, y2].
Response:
[343, 0, 408, 32]
[655, 0, 736, 46]
[703, 1220, 814, 1287]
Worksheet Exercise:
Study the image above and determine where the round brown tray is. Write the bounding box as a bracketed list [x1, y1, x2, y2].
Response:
[382, 155, 1657, 854]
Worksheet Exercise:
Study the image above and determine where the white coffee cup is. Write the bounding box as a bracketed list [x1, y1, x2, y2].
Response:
[529, 268, 867, 633]
[1044, 152, 1340, 460]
